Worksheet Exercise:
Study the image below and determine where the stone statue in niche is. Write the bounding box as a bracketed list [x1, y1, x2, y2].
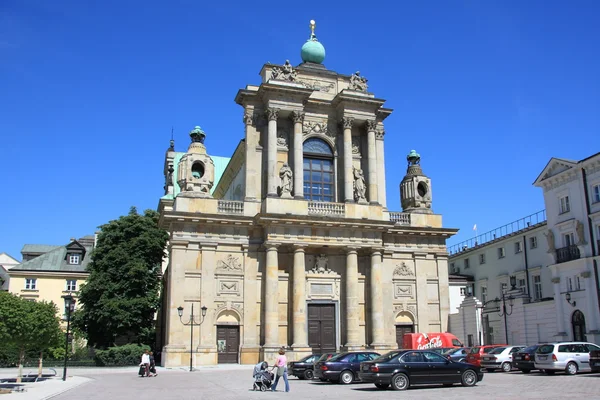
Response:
[576, 220, 587, 245]
[310, 254, 333, 274]
[277, 129, 288, 148]
[544, 229, 556, 253]
[351, 136, 360, 155]
[349, 71, 368, 92]
[353, 167, 367, 203]
[271, 60, 297, 82]
[279, 163, 293, 198]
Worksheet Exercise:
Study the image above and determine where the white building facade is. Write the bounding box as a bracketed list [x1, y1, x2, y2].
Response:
[448, 152, 600, 346]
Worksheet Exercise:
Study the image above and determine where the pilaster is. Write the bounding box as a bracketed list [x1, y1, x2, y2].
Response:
[243, 110, 258, 200]
[291, 111, 305, 199]
[366, 120, 378, 205]
[341, 117, 354, 203]
[375, 129, 386, 207]
[266, 108, 279, 197]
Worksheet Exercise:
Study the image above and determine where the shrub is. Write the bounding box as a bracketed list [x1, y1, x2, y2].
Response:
[94, 344, 151, 366]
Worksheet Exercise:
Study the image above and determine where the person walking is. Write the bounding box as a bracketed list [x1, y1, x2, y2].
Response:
[271, 348, 289, 392]
[140, 350, 150, 377]
[149, 351, 157, 377]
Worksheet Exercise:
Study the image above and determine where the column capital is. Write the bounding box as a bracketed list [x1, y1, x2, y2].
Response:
[265, 108, 280, 121]
[375, 129, 385, 140]
[264, 242, 281, 251]
[243, 111, 254, 125]
[370, 248, 384, 256]
[290, 111, 305, 123]
[293, 244, 307, 252]
[340, 116, 354, 129]
[345, 246, 359, 254]
[365, 119, 377, 132]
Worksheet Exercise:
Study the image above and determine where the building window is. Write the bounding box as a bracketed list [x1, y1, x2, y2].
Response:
[498, 247, 505, 259]
[559, 195, 570, 214]
[303, 138, 334, 202]
[564, 233, 574, 247]
[69, 254, 80, 265]
[567, 277, 573, 291]
[481, 286, 487, 303]
[515, 241, 522, 253]
[460, 287, 466, 296]
[533, 275, 542, 300]
[66, 280, 77, 291]
[575, 276, 581, 290]
[464, 258, 470, 269]
[518, 278, 526, 291]
[530, 236, 537, 249]
[479, 253, 486, 264]
[593, 184, 600, 203]
[500, 282, 508, 293]
[25, 278, 37, 290]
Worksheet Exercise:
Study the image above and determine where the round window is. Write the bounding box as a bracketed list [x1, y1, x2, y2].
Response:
[192, 162, 205, 179]
[417, 181, 428, 197]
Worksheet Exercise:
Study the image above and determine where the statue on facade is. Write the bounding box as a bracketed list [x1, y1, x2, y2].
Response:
[310, 254, 332, 274]
[349, 71, 368, 92]
[271, 60, 298, 82]
[576, 220, 587, 245]
[544, 229, 556, 253]
[353, 167, 367, 203]
[279, 163, 293, 198]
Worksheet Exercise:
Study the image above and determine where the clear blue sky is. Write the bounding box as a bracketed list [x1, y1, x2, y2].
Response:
[1, 0, 599, 260]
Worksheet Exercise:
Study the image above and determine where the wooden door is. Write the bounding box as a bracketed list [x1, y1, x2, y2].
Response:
[217, 326, 239, 363]
[308, 304, 336, 353]
[396, 325, 414, 349]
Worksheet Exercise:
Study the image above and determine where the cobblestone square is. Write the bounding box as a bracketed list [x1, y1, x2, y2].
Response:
[51, 368, 600, 400]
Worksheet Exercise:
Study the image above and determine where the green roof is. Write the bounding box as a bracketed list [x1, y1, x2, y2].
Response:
[162, 152, 231, 200]
[12, 241, 93, 273]
[21, 244, 62, 254]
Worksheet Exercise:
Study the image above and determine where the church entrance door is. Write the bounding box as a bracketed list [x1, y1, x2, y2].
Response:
[396, 325, 414, 349]
[217, 325, 239, 363]
[308, 304, 336, 353]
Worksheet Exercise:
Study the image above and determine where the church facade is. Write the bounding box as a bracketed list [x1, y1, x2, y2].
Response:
[157, 22, 457, 367]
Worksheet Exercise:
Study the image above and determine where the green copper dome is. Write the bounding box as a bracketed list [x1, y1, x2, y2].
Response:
[301, 20, 326, 64]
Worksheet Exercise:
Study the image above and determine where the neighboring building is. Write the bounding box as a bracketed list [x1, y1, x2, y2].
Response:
[157, 22, 457, 367]
[8, 236, 95, 319]
[0, 252, 20, 290]
[448, 152, 600, 346]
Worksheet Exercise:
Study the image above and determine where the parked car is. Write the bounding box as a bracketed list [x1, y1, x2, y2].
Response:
[443, 347, 470, 363]
[431, 347, 456, 355]
[480, 345, 524, 372]
[313, 353, 337, 381]
[513, 344, 543, 373]
[359, 350, 483, 391]
[313, 351, 380, 384]
[466, 345, 506, 367]
[589, 349, 600, 373]
[535, 342, 600, 375]
[288, 354, 321, 379]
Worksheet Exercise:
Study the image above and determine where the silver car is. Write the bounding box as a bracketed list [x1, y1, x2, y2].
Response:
[480, 345, 524, 372]
[534, 342, 600, 375]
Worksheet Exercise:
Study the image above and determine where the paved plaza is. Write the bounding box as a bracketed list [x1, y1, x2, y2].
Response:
[4, 366, 596, 400]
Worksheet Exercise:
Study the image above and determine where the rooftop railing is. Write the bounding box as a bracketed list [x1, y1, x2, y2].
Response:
[217, 200, 244, 214]
[308, 201, 345, 216]
[389, 212, 411, 225]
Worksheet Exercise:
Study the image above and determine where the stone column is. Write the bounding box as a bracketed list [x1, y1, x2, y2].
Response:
[264, 244, 280, 347]
[291, 111, 305, 199]
[366, 120, 378, 204]
[375, 130, 386, 207]
[341, 117, 354, 203]
[550, 275, 567, 337]
[345, 247, 360, 349]
[243, 111, 257, 200]
[370, 250, 385, 347]
[292, 246, 309, 348]
[266, 108, 279, 197]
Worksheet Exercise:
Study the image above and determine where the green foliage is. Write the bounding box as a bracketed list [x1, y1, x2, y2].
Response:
[0, 292, 62, 353]
[73, 208, 168, 348]
[94, 344, 150, 366]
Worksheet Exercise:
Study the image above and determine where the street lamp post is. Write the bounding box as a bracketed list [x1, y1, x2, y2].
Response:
[61, 294, 76, 381]
[177, 304, 207, 372]
[480, 276, 528, 345]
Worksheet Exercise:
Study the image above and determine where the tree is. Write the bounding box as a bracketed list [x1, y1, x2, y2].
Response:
[0, 292, 62, 381]
[73, 207, 168, 348]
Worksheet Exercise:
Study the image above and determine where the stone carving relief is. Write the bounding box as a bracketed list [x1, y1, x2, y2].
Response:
[394, 262, 414, 277]
[217, 280, 240, 296]
[349, 71, 368, 92]
[309, 254, 334, 274]
[544, 229, 556, 253]
[279, 163, 293, 198]
[298, 79, 335, 92]
[217, 254, 242, 272]
[394, 283, 413, 298]
[303, 121, 336, 139]
[551, 277, 560, 284]
[353, 167, 367, 203]
[351, 136, 361, 155]
[214, 301, 243, 318]
[576, 220, 587, 245]
[393, 303, 417, 317]
[270, 60, 297, 82]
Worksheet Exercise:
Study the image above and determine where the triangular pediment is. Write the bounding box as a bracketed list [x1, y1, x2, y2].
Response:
[533, 157, 577, 186]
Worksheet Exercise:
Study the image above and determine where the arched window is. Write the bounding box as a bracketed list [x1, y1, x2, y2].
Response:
[572, 310, 587, 342]
[303, 138, 334, 202]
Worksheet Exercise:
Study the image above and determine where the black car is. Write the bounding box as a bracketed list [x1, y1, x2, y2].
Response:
[313, 351, 380, 384]
[288, 354, 321, 379]
[513, 344, 542, 373]
[358, 350, 483, 391]
[313, 353, 337, 381]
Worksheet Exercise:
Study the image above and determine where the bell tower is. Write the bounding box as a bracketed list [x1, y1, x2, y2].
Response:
[400, 150, 433, 213]
[176, 126, 215, 197]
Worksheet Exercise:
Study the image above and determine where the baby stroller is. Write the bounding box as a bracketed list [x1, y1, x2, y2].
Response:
[252, 361, 274, 392]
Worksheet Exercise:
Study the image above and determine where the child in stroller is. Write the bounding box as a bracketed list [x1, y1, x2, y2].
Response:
[252, 361, 274, 391]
